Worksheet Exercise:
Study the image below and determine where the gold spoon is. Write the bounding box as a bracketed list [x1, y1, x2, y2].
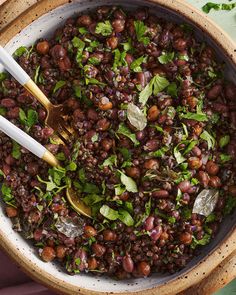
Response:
[0, 115, 92, 218]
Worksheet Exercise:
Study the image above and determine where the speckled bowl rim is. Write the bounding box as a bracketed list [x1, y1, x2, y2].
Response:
[0, 0, 236, 294]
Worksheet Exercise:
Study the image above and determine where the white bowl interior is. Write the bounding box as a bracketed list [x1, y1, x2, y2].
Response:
[0, 0, 236, 293]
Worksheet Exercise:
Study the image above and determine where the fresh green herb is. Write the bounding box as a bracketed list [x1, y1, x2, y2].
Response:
[34, 66, 40, 84]
[130, 55, 146, 72]
[219, 135, 230, 148]
[176, 189, 183, 208]
[118, 209, 134, 226]
[191, 178, 199, 185]
[78, 168, 86, 183]
[99, 155, 117, 170]
[0, 72, 7, 82]
[83, 194, 103, 206]
[71, 140, 80, 162]
[191, 234, 211, 249]
[13, 46, 28, 57]
[74, 85, 82, 99]
[220, 153, 231, 163]
[183, 140, 198, 155]
[19, 109, 38, 129]
[85, 78, 106, 86]
[1, 183, 14, 204]
[118, 147, 131, 160]
[182, 207, 192, 220]
[179, 112, 208, 122]
[151, 146, 169, 157]
[178, 54, 189, 61]
[0, 107, 6, 116]
[75, 258, 81, 266]
[100, 205, 134, 226]
[112, 49, 127, 71]
[66, 162, 77, 171]
[56, 152, 66, 161]
[139, 74, 170, 106]
[0, 169, 5, 178]
[53, 80, 66, 94]
[118, 170, 138, 193]
[200, 130, 216, 150]
[114, 184, 126, 196]
[210, 113, 220, 124]
[208, 70, 217, 79]
[202, 2, 236, 13]
[205, 213, 216, 223]
[167, 82, 178, 98]
[95, 21, 113, 36]
[83, 183, 100, 194]
[223, 196, 236, 215]
[158, 52, 174, 64]
[91, 133, 99, 143]
[174, 145, 186, 164]
[72, 36, 85, 65]
[78, 27, 88, 34]
[117, 123, 140, 146]
[12, 141, 21, 159]
[121, 38, 133, 52]
[85, 40, 100, 53]
[134, 20, 150, 45]
[88, 57, 101, 65]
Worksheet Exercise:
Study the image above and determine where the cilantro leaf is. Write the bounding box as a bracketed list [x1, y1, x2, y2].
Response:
[53, 80, 66, 94]
[191, 234, 211, 249]
[112, 49, 127, 71]
[99, 155, 117, 170]
[12, 141, 21, 159]
[130, 56, 146, 72]
[117, 123, 140, 146]
[151, 146, 169, 157]
[1, 183, 13, 203]
[95, 21, 113, 36]
[72, 36, 85, 65]
[219, 135, 230, 148]
[134, 20, 150, 45]
[200, 130, 216, 150]
[139, 75, 170, 106]
[19, 109, 38, 129]
[118, 170, 138, 193]
[158, 52, 174, 64]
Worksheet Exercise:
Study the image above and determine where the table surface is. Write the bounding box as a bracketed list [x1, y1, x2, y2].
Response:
[0, 0, 235, 294]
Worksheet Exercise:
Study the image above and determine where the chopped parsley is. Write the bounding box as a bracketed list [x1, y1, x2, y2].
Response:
[95, 21, 113, 36]
[134, 20, 150, 45]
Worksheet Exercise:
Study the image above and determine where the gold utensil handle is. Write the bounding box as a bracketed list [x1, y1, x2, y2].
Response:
[24, 79, 52, 110]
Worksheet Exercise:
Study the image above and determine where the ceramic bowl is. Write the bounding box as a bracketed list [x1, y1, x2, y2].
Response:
[0, 1, 236, 294]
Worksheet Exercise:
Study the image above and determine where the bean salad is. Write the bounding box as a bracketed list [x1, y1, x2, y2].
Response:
[0, 6, 236, 279]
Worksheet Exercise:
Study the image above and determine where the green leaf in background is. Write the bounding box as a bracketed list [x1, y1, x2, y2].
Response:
[118, 170, 138, 193]
[130, 55, 147, 72]
[117, 123, 140, 146]
[12, 141, 21, 159]
[19, 108, 38, 129]
[72, 36, 85, 65]
[100, 205, 119, 220]
[53, 80, 66, 94]
[99, 155, 117, 170]
[158, 52, 174, 64]
[219, 135, 230, 148]
[200, 130, 216, 150]
[0, 72, 7, 82]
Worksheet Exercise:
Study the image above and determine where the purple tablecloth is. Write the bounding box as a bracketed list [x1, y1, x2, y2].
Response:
[0, 250, 55, 294]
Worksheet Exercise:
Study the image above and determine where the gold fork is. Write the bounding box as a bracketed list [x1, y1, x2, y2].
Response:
[0, 45, 72, 144]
